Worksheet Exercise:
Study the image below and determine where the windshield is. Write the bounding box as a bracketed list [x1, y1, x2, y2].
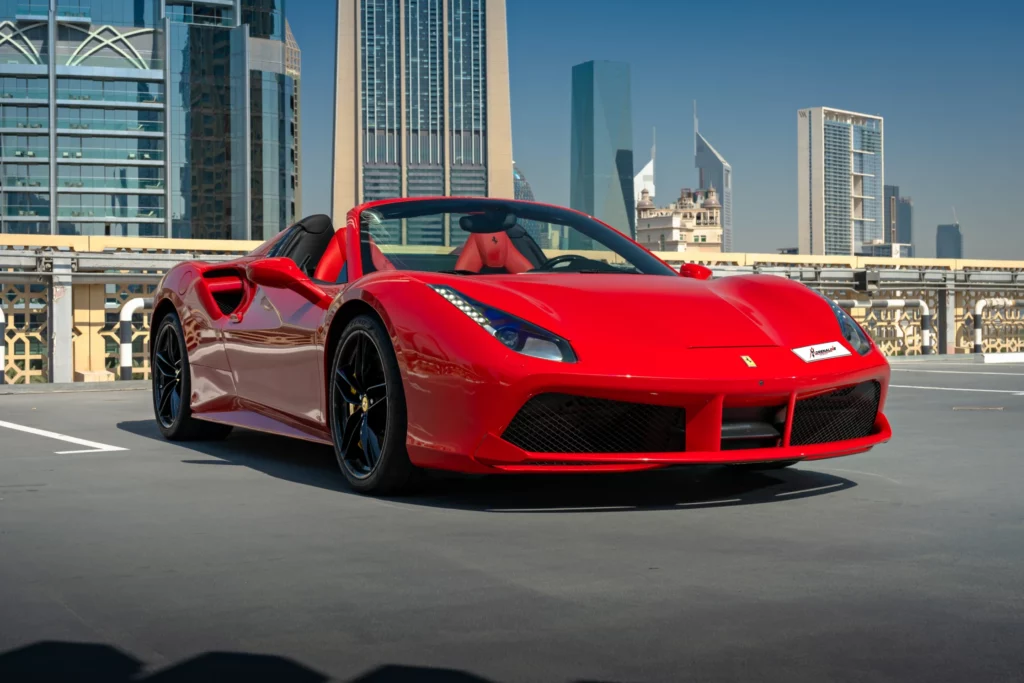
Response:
[358, 198, 677, 276]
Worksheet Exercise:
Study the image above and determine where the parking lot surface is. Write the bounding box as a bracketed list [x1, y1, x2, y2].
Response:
[1, 360, 1023, 682]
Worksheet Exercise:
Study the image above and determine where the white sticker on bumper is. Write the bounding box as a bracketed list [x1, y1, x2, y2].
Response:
[792, 342, 852, 363]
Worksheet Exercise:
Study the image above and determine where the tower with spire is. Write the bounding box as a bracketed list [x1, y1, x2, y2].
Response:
[694, 102, 734, 252]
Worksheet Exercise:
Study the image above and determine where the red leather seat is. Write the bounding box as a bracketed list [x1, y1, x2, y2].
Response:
[454, 232, 535, 274]
[313, 228, 395, 283]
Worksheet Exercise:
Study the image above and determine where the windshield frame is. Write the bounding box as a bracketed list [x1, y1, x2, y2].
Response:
[345, 197, 678, 279]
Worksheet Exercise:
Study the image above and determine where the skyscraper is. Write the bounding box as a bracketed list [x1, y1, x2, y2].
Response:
[884, 185, 899, 243]
[332, 0, 514, 244]
[285, 20, 302, 220]
[694, 109, 733, 252]
[798, 107, 884, 255]
[897, 196, 913, 247]
[0, 1, 296, 240]
[936, 223, 963, 259]
[883, 185, 913, 254]
[570, 60, 634, 238]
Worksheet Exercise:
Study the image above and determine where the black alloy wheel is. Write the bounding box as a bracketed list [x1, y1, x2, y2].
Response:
[153, 321, 183, 429]
[151, 312, 232, 441]
[330, 315, 417, 494]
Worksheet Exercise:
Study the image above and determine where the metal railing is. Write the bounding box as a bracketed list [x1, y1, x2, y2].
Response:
[4, 238, 1024, 383]
[973, 299, 1024, 354]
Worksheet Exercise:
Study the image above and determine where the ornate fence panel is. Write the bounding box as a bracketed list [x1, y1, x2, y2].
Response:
[1, 281, 49, 383]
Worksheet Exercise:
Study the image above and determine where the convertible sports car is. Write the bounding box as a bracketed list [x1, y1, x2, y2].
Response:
[150, 197, 892, 494]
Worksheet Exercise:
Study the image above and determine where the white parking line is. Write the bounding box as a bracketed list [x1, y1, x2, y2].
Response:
[892, 369, 1024, 376]
[890, 385, 1024, 396]
[0, 420, 127, 454]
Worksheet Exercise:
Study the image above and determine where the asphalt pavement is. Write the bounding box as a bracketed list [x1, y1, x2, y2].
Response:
[0, 359, 1022, 682]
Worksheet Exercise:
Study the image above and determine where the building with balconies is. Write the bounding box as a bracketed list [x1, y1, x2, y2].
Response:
[0, 0, 297, 240]
[798, 107, 884, 256]
[635, 186, 723, 254]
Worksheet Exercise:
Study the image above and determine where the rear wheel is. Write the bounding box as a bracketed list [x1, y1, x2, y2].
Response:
[152, 312, 233, 441]
[329, 315, 417, 495]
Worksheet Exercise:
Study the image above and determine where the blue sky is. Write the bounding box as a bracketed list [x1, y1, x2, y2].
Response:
[289, 0, 1024, 258]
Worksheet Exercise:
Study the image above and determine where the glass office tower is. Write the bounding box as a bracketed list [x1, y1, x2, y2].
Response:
[0, 0, 296, 239]
[333, 0, 514, 245]
[570, 60, 634, 239]
[798, 107, 884, 255]
[936, 223, 963, 259]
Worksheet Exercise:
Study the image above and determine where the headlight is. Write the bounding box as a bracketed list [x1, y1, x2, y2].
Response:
[429, 285, 577, 363]
[822, 295, 872, 356]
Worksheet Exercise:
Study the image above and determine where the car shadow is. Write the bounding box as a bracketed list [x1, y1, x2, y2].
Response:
[0, 640, 535, 682]
[117, 420, 857, 513]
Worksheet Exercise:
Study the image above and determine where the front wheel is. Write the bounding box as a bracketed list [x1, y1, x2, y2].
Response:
[329, 314, 418, 495]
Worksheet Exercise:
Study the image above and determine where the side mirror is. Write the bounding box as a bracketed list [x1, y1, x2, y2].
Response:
[679, 263, 713, 280]
[247, 258, 332, 308]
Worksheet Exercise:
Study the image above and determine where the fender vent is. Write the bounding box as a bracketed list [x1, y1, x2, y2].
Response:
[790, 381, 881, 446]
[502, 393, 686, 454]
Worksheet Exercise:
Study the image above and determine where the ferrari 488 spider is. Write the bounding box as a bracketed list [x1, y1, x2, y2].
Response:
[150, 197, 891, 494]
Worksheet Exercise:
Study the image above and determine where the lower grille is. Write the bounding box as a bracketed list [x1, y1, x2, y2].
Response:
[790, 381, 881, 446]
[502, 393, 686, 454]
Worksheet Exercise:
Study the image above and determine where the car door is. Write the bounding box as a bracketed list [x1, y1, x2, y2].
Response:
[220, 274, 329, 435]
[217, 219, 338, 436]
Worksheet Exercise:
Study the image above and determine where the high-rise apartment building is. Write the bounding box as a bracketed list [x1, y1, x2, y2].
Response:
[570, 60, 634, 238]
[332, 0, 514, 244]
[936, 223, 963, 259]
[0, 0, 297, 240]
[798, 107, 884, 255]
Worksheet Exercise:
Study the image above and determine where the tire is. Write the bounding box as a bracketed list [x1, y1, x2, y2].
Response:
[151, 311, 233, 441]
[329, 314, 418, 495]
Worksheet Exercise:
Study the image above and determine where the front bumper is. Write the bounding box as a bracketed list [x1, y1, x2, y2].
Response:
[475, 347, 891, 472]
[402, 344, 892, 474]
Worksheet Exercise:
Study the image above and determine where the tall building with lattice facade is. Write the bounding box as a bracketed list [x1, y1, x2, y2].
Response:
[285, 19, 301, 219]
[332, 0, 514, 245]
[0, 0, 296, 240]
[798, 107, 884, 255]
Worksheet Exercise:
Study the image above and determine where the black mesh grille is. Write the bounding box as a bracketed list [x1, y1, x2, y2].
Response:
[790, 381, 881, 446]
[502, 394, 686, 454]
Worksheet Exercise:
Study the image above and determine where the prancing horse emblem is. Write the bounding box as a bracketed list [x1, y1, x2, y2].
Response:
[741, 355, 757, 368]
[491, 236, 499, 244]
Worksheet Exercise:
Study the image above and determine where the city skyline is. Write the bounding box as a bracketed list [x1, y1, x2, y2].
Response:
[291, 0, 1023, 258]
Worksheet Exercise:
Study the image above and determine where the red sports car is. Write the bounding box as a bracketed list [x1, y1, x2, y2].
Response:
[150, 197, 892, 494]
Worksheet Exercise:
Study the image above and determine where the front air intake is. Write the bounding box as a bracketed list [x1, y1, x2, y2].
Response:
[502, 393, 686, 454]
[790, 381, 881, 446]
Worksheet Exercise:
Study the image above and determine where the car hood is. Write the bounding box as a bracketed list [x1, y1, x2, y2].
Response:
[415, 273, 839, 355]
